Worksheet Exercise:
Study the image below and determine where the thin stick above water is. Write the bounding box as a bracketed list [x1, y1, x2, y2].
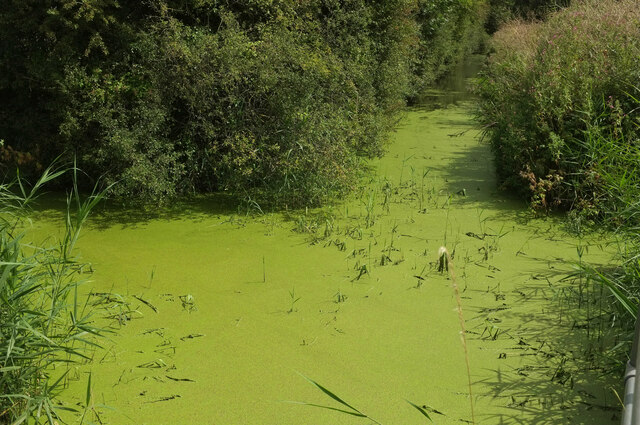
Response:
[440, 246, 475, 425]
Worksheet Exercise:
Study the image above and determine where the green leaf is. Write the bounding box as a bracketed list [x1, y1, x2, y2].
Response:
[0, 366, 21, 372]
[86, 372, 93, 407]
[282, 401, 367, 418]
[296, 372, 363, 415]
[406, 399, 433, 422]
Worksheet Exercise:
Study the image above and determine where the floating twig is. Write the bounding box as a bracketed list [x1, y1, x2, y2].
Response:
[166, 375, 195, 382]
[144, 395, 181, 404]
[133, 295, 158, 313]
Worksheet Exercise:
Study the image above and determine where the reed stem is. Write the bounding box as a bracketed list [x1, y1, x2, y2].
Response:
[440, 246, 475, 424]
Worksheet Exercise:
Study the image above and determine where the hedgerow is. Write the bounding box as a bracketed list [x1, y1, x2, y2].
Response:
[0, 0, 487, 206]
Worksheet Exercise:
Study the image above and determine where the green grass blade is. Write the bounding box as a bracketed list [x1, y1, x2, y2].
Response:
[0, 366, 21, 372]
[406, 399, 433, 422]
[282, 401, 367, 418]
[48, 370, 69, 393]
[86, 372, 92, 407]
[296, 373, 363, 415]
[593, 269, 637, 317]
[580, 263, 638, 317]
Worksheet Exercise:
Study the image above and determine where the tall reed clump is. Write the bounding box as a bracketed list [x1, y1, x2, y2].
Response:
[0, 168, 105, 424]
[475, 0, 640, 222]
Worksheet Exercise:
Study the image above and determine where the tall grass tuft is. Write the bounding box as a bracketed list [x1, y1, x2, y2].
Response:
[0, 167, 106, 424]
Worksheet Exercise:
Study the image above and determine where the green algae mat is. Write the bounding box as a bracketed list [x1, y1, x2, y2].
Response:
[27, 87, 623, 424]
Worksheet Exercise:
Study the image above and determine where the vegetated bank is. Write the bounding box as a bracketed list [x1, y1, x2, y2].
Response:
[475, 0, 640, 374]
[0, 0, 486, 207]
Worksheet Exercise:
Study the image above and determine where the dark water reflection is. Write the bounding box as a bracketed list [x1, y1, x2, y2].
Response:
[411, 54, 485, 110]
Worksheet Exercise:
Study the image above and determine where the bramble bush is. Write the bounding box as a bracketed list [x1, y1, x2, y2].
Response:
[475, 0, 640, 223]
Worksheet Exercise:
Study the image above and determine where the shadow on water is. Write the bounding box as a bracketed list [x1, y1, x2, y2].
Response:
[433, 140, 538, 222]
[421, 116, 541, 225]
[476, 320, 622, 423]
[407, 55, 539, 224]
[30, 192, 240, 230]
[432, 120, 598, 232]
[465, 254, 622, 424]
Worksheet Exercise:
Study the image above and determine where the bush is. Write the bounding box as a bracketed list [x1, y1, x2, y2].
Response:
[0, 0, 488, 207]
[475, 0, 640, 222]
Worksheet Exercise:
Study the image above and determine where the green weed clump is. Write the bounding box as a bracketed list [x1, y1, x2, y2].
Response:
[475, 0, 640, 223]
[0, 170, 104, 424]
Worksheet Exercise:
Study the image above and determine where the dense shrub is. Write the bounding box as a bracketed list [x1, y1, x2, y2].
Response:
[475, 0, 640, 222]
[0, 0, 487, 206]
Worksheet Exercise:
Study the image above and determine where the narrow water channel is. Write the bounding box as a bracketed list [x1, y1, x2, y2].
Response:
[30, 57, 621, 424]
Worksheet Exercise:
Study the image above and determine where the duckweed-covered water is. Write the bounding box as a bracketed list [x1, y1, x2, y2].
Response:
[28, 58, 621, 424]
